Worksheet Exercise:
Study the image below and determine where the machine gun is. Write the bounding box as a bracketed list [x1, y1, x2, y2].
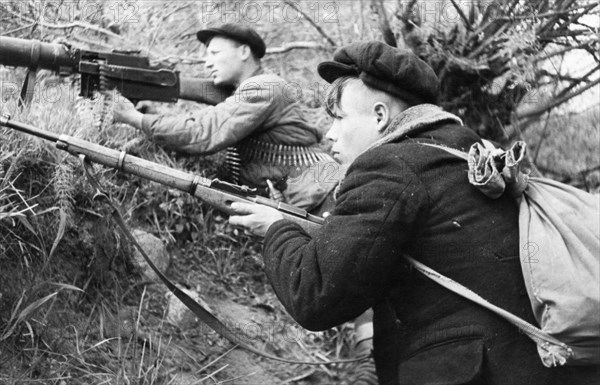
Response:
[0, 35, 231, 107]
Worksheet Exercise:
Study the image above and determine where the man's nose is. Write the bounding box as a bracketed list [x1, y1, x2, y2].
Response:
[325, 121, 339, 142]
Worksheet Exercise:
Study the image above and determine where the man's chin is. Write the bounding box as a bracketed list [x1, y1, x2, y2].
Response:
[333, 153, 345, 165]
[334, 156, 354, 170]
[214, 79, 237, 89]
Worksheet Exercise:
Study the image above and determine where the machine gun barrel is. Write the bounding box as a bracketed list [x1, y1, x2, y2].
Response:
[0, 36, 73, 71]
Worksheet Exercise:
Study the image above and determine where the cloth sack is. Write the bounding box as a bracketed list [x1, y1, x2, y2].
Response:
[416, 140, 600, 367]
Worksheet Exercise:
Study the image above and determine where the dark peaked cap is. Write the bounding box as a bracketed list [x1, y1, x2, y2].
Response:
[318, 41, 440, 106]
[197, 24, 266, 58]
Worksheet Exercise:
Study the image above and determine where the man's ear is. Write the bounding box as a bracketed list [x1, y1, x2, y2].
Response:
[373, 102, 391, 133]
[239, 44, 252, 61]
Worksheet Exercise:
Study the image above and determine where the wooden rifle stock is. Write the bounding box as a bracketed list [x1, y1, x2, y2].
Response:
[0, 116, 324, 235]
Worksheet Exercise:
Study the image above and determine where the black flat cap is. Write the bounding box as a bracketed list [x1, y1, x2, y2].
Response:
[318, 41, 440, 106]
[197, 24, 266, 59]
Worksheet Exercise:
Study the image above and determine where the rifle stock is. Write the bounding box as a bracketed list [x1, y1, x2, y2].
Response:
[0, 116, 324, 235]
[0, 35, 231, 106]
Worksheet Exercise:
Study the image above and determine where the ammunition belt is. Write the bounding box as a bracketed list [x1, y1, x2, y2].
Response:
[225, 139, 335, 185]
[225, 146, 242, 184]
[238, 138, 334, 167]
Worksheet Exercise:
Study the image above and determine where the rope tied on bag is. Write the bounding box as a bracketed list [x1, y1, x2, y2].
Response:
[466, 139, 530, 199]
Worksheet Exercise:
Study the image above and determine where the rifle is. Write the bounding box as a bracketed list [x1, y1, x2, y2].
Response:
[0, 35, 231, 107]
[0, 115, 324, 235]
[0, 116, 359, 365]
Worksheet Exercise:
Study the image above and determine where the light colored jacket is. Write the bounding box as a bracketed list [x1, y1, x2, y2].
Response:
[140, 72, 340, 211]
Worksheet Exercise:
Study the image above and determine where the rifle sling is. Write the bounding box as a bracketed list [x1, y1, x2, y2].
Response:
[78, 155, 367, 366]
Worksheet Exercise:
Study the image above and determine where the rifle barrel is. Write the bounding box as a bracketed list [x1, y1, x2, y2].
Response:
[0, 115, 61, 142]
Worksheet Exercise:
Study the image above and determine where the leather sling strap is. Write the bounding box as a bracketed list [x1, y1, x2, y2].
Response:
[403, 255, 570, 355]
[79, 155, 368, 365]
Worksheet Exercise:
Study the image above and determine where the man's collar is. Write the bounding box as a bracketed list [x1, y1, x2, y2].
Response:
[366, 104, 463, 152]
[233, 66, 264, 88]
[250, 66, 264, 77]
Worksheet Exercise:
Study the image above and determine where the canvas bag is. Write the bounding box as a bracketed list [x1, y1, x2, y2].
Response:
[411, 140, 600, 367]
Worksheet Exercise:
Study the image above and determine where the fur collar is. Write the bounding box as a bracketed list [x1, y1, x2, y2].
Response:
[366, 104, 463, 152]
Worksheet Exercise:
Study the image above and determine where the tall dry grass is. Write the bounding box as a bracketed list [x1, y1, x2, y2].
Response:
[0, 75, 350, 384]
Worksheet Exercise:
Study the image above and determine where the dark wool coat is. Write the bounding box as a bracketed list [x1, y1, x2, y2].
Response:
[263, 108, 599, 384]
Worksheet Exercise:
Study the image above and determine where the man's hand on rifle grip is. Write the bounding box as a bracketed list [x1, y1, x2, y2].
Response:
[229, 202, 284, 238]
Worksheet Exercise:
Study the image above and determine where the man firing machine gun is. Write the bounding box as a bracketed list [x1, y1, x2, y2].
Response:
[0, 34, 229, 107]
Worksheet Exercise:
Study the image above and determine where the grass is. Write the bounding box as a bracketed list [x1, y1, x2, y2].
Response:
[0, 69, 353, 384]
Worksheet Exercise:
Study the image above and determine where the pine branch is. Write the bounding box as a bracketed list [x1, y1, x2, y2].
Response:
[539, 29, 594, 40]
[468, 23, 510, 59]
[282, 0, 337, 47]
[8, 10, 124, 41]
[537, 0, 578, 35]
[553, 65, 600, 100]
[498, 3, 598, 22]
[266, 42, 332, 55]
[370, 0, 397, 47]
[517, 77, 600, 119]
[449, 0, 473, 31]
[153, 42, 335, 65]
[537, 69, 592, 84]
[534, 38, 599, 62]
[1, 23, 36, 36]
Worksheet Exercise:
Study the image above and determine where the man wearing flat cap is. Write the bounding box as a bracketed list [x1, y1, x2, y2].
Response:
[229, 41, 598, 384]
[112, 24, 338, 212]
